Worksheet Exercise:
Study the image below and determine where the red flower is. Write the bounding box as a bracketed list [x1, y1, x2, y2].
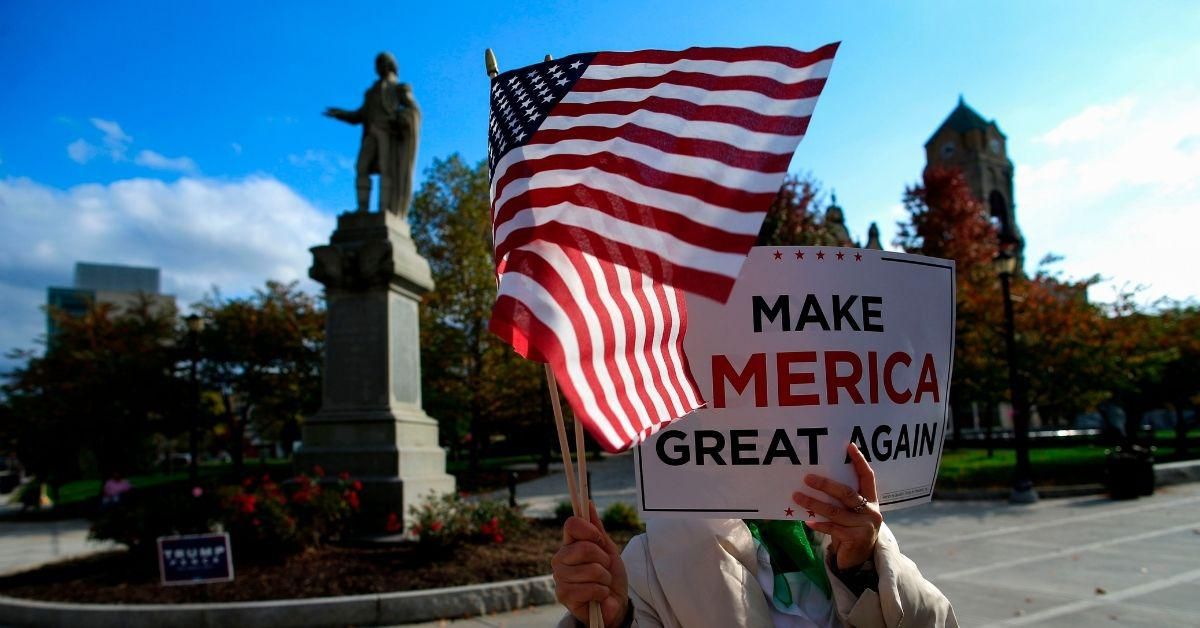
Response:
[338, 471, 351, 481]
[430, 520, 443, 532]
[345, 490, 361, 511]
[232, 493, 257, 514]
[261, 474, 271, 483]
[291, 489, 313, 505]
[242, 477, 254, 487]
[352, 480, 363, 491]
[313, 465, 326, 477]
[479, 516, 503, 543]
[386, 513, 402, 533]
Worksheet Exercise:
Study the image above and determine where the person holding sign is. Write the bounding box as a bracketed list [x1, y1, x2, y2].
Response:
[552, 442, 957, 627]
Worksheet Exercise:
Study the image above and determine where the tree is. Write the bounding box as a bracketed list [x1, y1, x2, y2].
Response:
[1, 298, 183, 494]
[194, 281, 323, 475]
[896, 167, 1006, 432]
[756, 173, 851, 246]
[409, 154, 546, 470]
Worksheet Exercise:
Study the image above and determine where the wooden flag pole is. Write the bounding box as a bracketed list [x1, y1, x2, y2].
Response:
[544, 364, 582, 517]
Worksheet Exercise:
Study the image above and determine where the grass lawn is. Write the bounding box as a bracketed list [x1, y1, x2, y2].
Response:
[45, 460, 295, 508]
[937, 444, 1185, 489]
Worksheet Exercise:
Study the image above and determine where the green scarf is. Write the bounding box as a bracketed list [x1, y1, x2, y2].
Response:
[745, 519, 832, 607]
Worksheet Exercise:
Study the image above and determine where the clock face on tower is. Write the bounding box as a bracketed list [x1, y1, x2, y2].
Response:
[989, 137, 1001, 155]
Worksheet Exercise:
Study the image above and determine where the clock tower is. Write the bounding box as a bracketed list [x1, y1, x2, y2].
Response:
[925, 96, 1024, 266]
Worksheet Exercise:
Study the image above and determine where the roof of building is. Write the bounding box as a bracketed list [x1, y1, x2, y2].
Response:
[925, 96, 1004, 146]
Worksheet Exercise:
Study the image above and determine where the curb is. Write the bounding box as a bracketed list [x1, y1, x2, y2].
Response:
[0, 575, 556, 628]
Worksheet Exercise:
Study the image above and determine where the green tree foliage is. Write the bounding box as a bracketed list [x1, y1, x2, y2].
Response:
[409, 154, 546, 469]
[1, 298, 183, 490]
[195, 281, 324, 472]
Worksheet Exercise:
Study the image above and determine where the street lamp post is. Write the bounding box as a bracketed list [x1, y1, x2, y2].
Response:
[994, 248, 1038, 504]
[185, 314, 204, 485]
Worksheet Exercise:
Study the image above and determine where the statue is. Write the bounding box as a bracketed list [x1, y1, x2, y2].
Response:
[324, 52, 420, 218]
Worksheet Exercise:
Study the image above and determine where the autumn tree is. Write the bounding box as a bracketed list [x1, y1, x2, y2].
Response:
[757, 173, 853, 247]
[194, 281, 324, 474]
[409, 154, 546, 470]
[896, 167, 1006, 430]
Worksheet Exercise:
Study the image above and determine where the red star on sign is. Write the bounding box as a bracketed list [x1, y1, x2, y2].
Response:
[806, 509, 816, 518]
[794, 250, 804, 259]
[784, 507, 795, 517]
[836, 251, 845, 260]
[816, 251, 825, 260]
[773, 250, 783, 260]
[855, 253, 863, 261]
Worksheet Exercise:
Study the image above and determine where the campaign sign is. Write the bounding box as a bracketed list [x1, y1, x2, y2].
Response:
[636, 247, 955, 519]
[158, 533, 234, 585]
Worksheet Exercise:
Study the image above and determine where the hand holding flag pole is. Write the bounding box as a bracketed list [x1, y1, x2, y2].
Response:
[488, 47, 602, 628]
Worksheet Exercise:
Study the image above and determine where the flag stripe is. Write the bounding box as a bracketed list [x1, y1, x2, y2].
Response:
[492, 137, 788, 199]
[538, 110, 805, 154]
[573, 73, 828, 102]
[526, 124, 793, 174]
[494, 167, 770, 237]
[495, 203, 748, 287]
[593, 43, 839, 69]
[499, 247, 638, 444]
[583, 57, 834, 84]
[560, 85, 821, 118]
[549, 98, 812, 136]
[498, 218, 737, 301]
[492, 152, 778, 221]
[494, 185, 760, 258]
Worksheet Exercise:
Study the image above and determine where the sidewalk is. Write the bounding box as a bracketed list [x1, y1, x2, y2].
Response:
[417, 482, 1200, 627]
[479, 452, 637, 518]
[0, 514, 113, 577]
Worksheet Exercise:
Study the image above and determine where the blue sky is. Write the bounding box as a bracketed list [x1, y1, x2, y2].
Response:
[2, 1, 1199, 363]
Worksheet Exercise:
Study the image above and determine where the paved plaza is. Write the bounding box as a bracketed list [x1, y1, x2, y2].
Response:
[0, 473, 1197, 626]
[438, 469, 1200, 627]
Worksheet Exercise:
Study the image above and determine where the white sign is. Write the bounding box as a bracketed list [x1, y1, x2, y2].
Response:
[635, 247, 955, 519]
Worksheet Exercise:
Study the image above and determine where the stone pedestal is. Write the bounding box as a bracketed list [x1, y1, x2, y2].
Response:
[297, 210, 454, 529]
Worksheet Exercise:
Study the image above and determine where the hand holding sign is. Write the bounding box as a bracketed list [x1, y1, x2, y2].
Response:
[795, 442, 882, 571]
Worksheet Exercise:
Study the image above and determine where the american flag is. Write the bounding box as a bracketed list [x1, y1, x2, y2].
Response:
[488, 44, 838, 452]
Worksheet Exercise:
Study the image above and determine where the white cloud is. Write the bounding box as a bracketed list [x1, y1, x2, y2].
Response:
[0, 175, 334, 364]
[1017, 90, 1200, 302]
[64, 118, 199, 175]
[1036, 97, 1137, 147]
[67, 139, 98, 164]
[90, 118, 132, 160]
[134, 149, 198, 174]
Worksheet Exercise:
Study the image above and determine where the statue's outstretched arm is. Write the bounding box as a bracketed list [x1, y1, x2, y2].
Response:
[323, 106, 364, 125]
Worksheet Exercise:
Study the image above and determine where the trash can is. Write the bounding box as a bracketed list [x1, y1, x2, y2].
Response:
[1105, 445, 1155, 500]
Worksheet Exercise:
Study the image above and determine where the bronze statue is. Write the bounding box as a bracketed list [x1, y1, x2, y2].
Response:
[324, 52, 420, 218]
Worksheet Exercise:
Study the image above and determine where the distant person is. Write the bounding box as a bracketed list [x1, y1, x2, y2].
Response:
[552, 443, 957, 627]
[101, 472, 132, 508]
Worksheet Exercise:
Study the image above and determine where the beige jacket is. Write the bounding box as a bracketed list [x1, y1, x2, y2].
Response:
[563, 518, 957, 628]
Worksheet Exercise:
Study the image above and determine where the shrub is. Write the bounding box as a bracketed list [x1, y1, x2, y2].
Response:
[90, 467, 363, 562]
[408, 491, 527, 549]
[601, 502, 642, 532]
[90, 484, 219, 557]
[554, 500, 576, 525]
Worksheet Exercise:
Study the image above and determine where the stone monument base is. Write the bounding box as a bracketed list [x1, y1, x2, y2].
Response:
[300, 210, 455, 530]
